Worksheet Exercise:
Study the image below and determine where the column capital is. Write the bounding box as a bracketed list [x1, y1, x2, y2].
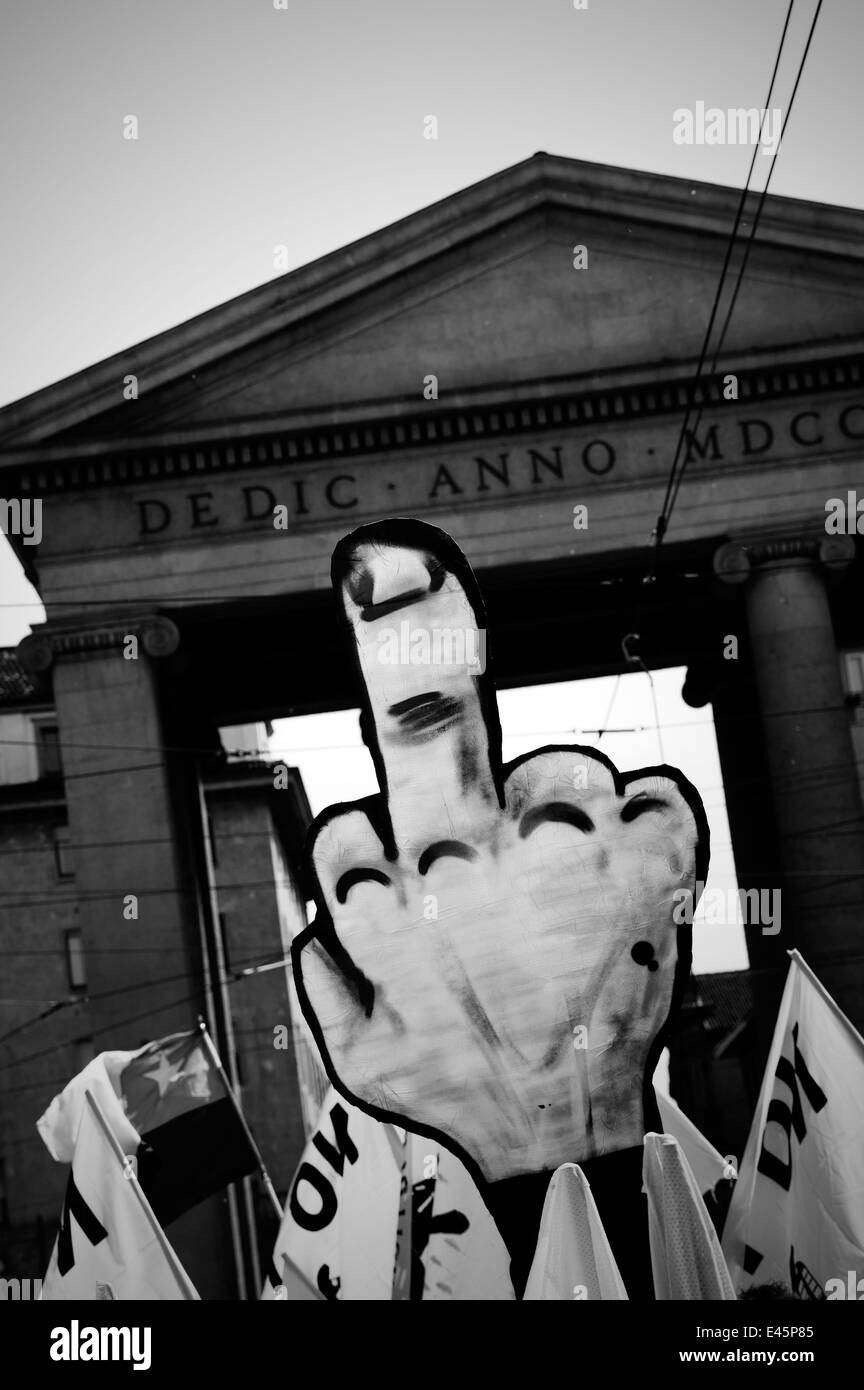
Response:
[713, 528, 856, 585]
[17, 613, 180, 674]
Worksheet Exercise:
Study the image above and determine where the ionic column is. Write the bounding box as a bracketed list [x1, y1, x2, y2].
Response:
[714, 531, 864, 1028]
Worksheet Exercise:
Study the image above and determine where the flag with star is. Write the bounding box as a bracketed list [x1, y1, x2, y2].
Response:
[122, 1031, 258, 1225]
[38, 1031, 258, 1227]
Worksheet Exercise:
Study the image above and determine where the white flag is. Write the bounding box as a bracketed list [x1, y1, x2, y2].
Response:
[523, 1163, 628, 1301]
[263, 1089, 401, 1301]
[411, 1143, 514, 1300]
[722, 952, 864, 1298]
[643, 1133, 736, 1300]
[38, 1049, 144, 1162]
[264, 1091, 515, 1300]
[42, 1092, 198, 1301]
[655, 1087, 737, 1192]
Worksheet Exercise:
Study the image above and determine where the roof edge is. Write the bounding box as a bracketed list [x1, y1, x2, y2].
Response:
[3, 152, 864, 446]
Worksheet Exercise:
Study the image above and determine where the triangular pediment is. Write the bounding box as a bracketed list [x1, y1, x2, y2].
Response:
[3, 153, 864, 448]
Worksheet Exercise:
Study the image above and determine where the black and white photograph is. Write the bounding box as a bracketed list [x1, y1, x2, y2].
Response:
[0, 0, 862, 1364]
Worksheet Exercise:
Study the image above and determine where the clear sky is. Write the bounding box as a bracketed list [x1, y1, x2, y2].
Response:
[1, 0, 857, 415]
[1, 0, 857, 638]
[0, 0, 852, 974]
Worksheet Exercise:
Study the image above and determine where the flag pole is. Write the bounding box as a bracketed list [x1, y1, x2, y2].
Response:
[196, 1017, 284, 1221]
[786, 950, 864, 1055]
[390, 1130, 414, 1301]
[195, 1019, 322, 1301]
[84, 1089, 199, 1301]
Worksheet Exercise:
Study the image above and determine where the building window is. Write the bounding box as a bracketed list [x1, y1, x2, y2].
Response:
[53, 826, 74, 879]
[73, 1037, 95, 1072]
[34, 722, 62, 779]
[65, 930, 87, 990]
[842, 651, 864, 723]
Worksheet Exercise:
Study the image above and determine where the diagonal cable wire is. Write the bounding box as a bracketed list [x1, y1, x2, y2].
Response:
[662, 0, 824, 534]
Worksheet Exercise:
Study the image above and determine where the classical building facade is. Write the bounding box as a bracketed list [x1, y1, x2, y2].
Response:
[1, 153, 863, 1277]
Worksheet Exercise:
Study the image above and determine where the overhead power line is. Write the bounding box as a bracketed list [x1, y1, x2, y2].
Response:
[658, 0, 825, 547]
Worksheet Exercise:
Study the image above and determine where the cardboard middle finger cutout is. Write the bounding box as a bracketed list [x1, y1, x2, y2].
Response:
[293, 518, 709, 1274]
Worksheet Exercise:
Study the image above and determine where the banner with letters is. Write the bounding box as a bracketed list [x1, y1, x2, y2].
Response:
[408, 1141, 514, 1300]
[41, 1091, 199, 1302]
[264, 1089, 515, 1299]
[263, 1088, 401, 1300]
[722, 952, 864, 1299]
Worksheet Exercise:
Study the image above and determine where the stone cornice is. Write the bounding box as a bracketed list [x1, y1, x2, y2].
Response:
[713, 530, 856, 584]
[17, 616, 180, 672]
[1, 350, 862, 501]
